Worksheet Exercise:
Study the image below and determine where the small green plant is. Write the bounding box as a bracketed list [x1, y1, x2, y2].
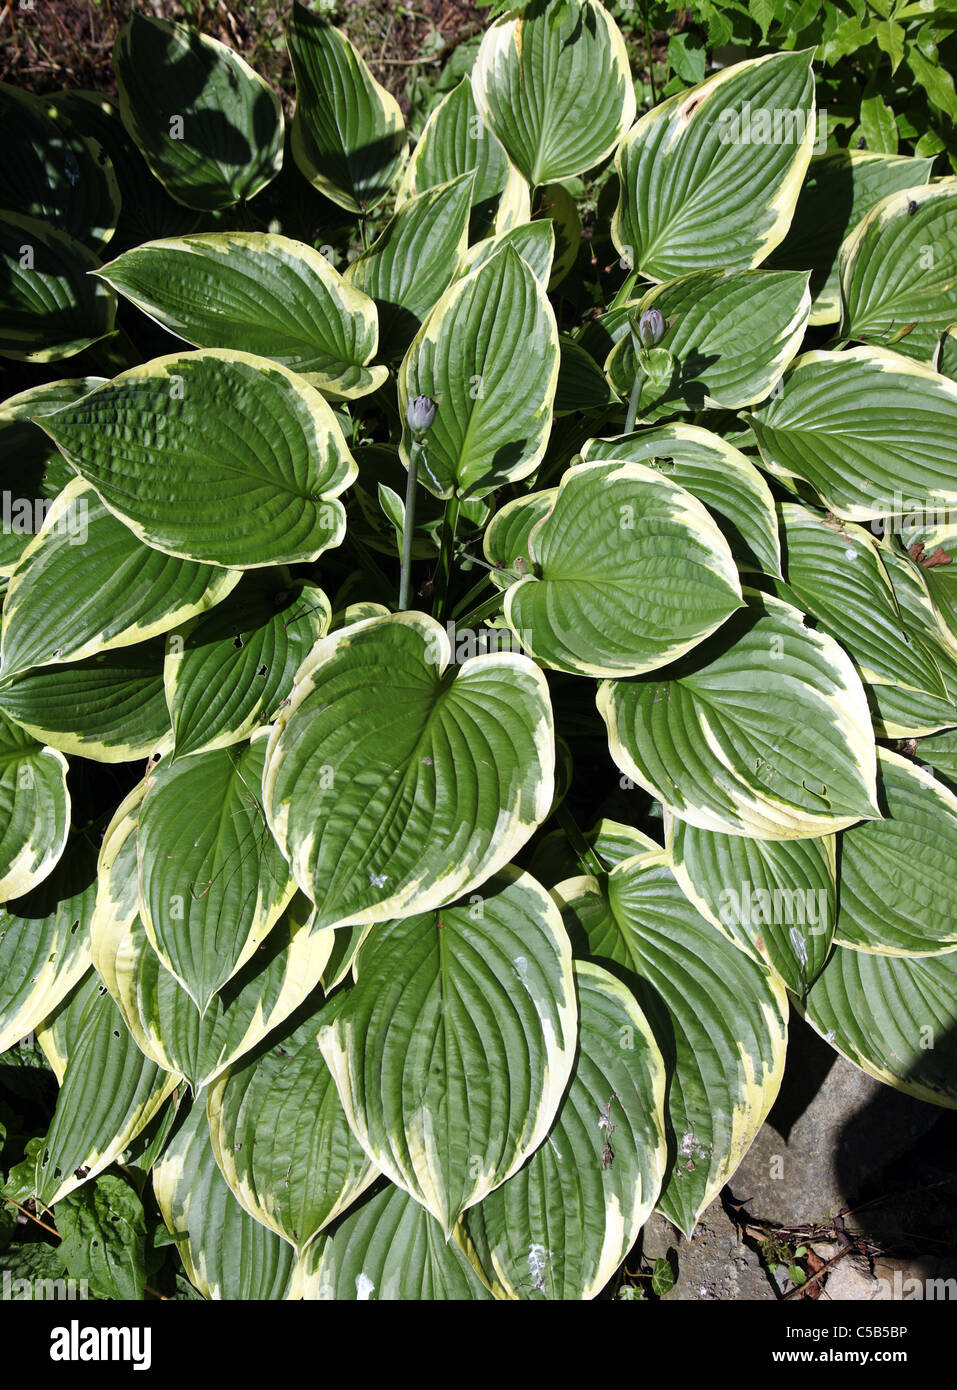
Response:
[0, 0, 956, 1301]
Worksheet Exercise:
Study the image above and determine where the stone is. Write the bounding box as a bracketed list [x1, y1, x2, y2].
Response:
[823, 1254, 880, 1301]
[639, 1203, 776, 1300]
[728, 1012, 940, 1227]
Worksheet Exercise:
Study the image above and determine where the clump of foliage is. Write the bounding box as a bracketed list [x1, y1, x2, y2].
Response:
[0, 0, 956, 1302]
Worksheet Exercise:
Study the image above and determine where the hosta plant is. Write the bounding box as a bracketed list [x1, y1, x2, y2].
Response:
[1, 0, 956, 1302]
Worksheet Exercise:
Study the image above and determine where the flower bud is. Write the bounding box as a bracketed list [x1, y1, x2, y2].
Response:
[406, 394, 437, 436]
[637, 308, 665, 348]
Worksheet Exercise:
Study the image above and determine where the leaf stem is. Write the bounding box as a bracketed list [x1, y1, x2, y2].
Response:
[553, 800, 609, 881]
[398, 441, 421, 610]
[640, 0, 658, 105]
[432, 494, 461, 622]
[624, 351, 646, 434]
[454, 590, 505, 632]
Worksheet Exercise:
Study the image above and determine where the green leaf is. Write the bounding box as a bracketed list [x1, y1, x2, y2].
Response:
[302, 1181, 492, 1300]
[501, 459, 743, 677]
[0, 380, 97, 576]
[603, 270, 811, 414]
[115, 13, 283, 211]
[767, 150, 935, 324]
[749, 348, 957, 520]
[288, 3, 407, 214]
[556, 851, 789, 1235]
[264, 613, 555, 931]
[555, 336, 619, 415]
[0, 83, 120, 253]
[137, 734, 295, 1011]
[804, 946, 957, 1107]
[34, 986, 178, 1207]
[165, 572, 330, 759]
[398, 246, 559, 499]
[0, 831, 96, 1053]
[92, 784, 335, 1090]
[97, 232, 386, 399]
[153, 1102, 300, 1299]
[319, 869, 576, 1235]
[345, 175, 474, 359]
[858, 93, 898, 154]
[613, 51, 815, 281]
[1, 479, 239, 680]
[599, 590, 880, 839]
[0, 213, 116, 363]
[839, 181, 957, 363]
[458, 220, 556, 289]
[459, 960, 667, 1299]
[582, 423, 782, 577]
[779, 505, 947, 695]
[668, 816, 836, 995]
[834, 748, 957, 955]
[652, 1255, 676, 1297]
[36, 349, 357, 568]
[907, 45, 957, 122]
[668, 30, 708, 83]
[397, 78, 529, 242]
[471, 0, 636, 186]
[0, 711, 69, 903]
[0, 638, 172, 764]
[207, 993, 377, 1254]
[56, 1173, 150, 1300]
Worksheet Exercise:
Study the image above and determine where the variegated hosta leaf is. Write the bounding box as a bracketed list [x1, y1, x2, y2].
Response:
[0, 212, 116, 362]
[263, 612, 555, 931]
[839, 180, 957, 362]
[938, 325, 957, 381]
[165, 573, 330, 760]
[767, 149, 935, 324]
[321, 922, 372, 994]
[599, 590, 880, 840]
[397, 77, 529, 241]
[288, 3, 407, 214]
[918, 728, 957, 783]
[35, 968, 101, 1081]
[137, 733, 295, 1011]
[748, 347, 957, 521]
[302, 1181, 492, 1300]
[527, 817, 661, 888]
[153, 1102, 300, 1299]
[1, 479, 239, 679]
[114, 13, 283, 211]
[46, 90, 197, 252]
[0, 709, 69, 902]
[36, 349, 357, 568]
[0, 830, 96, 1052]
[604, 271, 811, 414]
[207, 993, 378, 1253]
[555, 852, 789, 1235]
[0, 381, 97, 575]
[93, 782, 333, 1091]
[863, 540, 957, 735]
[32, 984, 179, 1208]
[834, 748, 957, 956]
[471, 0, 635, 187]
[613, 51, 815, 281]
[482, 489, 556, 590]
[96, 232, 386, 399]
[345, 174, 473, 359]
[397, 245, 559, 499]
[458, 220, 555, 289]
[804, 946, 957, 1108]
[459, 961, 667, 1299]
[318, 869, 576, 1235]
[0, 83, 120, 253]
[582, 424, 782, 577]
[0, 638, 171, 764]
[502, 459, 742, 677]
[667, 816, 836, 995]
[779, 505, 947, 695]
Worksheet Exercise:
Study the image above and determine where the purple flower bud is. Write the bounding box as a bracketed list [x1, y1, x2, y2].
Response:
[406, 394, 437, 436]
[637, 308, 665, 348]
